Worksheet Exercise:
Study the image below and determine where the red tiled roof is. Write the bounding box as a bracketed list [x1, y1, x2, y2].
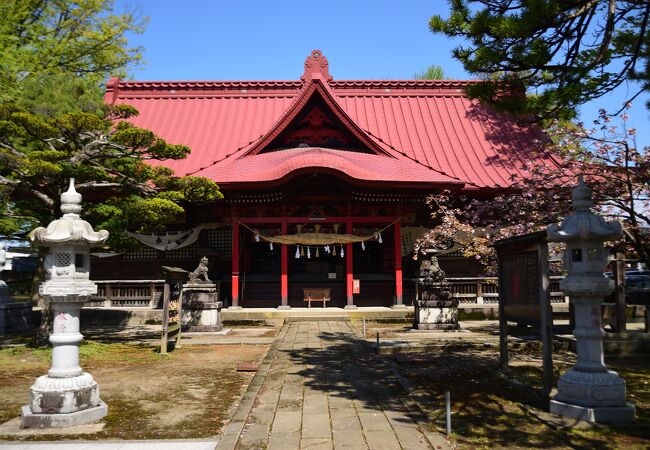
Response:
[203, 147, 462, 187]
[105, 51, 559, 190]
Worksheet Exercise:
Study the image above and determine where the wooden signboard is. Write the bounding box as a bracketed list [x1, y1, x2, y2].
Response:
[353, 279, 360, 294]
[494, 230, 553, 396]
[160, 266, 188, 354]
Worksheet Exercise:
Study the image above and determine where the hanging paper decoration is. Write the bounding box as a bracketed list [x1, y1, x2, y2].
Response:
[255, 233, 260, 242]
[307, 247, 311, 259]
[340, 246, 345, 258]
[333, 246, 337, 256]
[300, 247, 305, 257]
[269, 242, 273, 250]
[316, 248, 320, 258]
[127, 225, 205, 251]
[361, 241, 365, 251]
[236, 219, 399, 248]
[295, 246, 300, 259]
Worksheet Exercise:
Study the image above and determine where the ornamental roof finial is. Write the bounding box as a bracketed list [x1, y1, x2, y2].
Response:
[571, 175, 593, 212]
[61, 178, 83, 217]
[301, 50, 333, 82]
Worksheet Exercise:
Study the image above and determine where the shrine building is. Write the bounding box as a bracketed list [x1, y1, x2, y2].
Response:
[96, 50, 558, 309]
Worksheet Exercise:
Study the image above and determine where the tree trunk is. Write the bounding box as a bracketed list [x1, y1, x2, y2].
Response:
[29, 253, 51, 347]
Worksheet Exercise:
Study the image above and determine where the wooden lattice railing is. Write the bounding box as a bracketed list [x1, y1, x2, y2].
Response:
[87, 280, 165, 308]
[445, 276, 567, 304]
[86, 277, 568, 308]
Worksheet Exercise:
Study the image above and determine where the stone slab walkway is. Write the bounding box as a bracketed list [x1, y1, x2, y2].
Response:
[217, 321, 450, 450]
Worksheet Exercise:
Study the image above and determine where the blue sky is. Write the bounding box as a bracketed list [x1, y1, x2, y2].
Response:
[115, 0, 650, 148]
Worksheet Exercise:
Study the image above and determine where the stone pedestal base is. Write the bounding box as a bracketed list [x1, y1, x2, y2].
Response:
[182, 283, 222, 332]
[414, 305, 459, 330]
[182, 303, 223, 332]
[277, 305, 291, 310]
[550, 368, 636, 423]
[28, 372, 101, 414]
[0, 301, 33, 334]
[390, 304, 408, 309]
[21, 401, 107, 429]
[21, 372, 106, 429]
[550, 399, 635, 424]
[344, 305, 358, 310]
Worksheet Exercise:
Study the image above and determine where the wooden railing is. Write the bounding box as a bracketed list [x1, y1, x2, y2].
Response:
[445, 276, 567, 304]
[87, 280, 165, 308]
[86, 276, 568, 308]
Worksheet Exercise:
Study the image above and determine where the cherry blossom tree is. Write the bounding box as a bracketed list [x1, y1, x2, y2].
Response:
[417, 106, 649, 273]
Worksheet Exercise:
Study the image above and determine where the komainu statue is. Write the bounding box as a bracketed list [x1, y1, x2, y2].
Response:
[188, 256, 211, 283]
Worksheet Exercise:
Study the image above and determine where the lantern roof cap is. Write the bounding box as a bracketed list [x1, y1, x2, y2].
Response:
[30, 179, 109, 247]
[547, 177, 622, 242]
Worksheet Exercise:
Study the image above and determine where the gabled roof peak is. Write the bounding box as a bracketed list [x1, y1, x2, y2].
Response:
[301, 50, 333, 82]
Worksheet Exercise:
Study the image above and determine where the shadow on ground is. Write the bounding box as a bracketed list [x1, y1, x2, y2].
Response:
[281, 326, 650, 449]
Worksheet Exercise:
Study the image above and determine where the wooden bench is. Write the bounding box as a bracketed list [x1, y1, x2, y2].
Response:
[303, 288, 331, 308]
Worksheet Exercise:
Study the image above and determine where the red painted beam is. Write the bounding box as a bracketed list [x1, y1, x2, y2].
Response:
[394, 221, 403, 306]
[239, 216, 398, 225]
[345, 219, 354, 308]
[280, 218, 289, 308]
[231, 219, 240, 308]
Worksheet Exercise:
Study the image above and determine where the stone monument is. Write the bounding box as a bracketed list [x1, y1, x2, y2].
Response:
[414, 256, 459, 330]
[21, 179, 109, 428]
[182, 256, 223, 332]
[547, 178, 635, 423]
[0, 245, 33, 334]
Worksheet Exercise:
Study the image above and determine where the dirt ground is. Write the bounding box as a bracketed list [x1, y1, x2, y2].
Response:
[0, 341, 269, 441]
[348, 319, 650, 449]
[394, 349, 650, 449]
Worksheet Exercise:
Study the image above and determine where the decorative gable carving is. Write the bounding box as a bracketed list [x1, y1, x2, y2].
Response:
[263, 101, 370, 151]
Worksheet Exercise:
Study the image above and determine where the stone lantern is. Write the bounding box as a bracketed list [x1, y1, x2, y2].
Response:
[547, 178, 635, 423]
[21, 179, 110, 428]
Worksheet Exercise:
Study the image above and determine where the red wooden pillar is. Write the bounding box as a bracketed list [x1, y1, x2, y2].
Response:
[279, 218, 289, 309]
[345, 219, 356, 309]
[231, 219, 241, 308]
[394, 220, 404, 307]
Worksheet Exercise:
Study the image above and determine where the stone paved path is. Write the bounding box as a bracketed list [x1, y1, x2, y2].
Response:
[217, 321, 450, 450]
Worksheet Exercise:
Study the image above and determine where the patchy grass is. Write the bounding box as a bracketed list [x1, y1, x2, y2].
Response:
[0, 341, 268, 441]
[393, 348, 650, 449]
[349, 319, 413, 338]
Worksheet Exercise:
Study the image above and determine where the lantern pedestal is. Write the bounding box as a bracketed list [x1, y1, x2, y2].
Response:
[549, 294, 635, 423]
[21, 293, 107, 428]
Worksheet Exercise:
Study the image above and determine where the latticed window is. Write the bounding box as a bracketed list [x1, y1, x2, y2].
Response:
[207, 229, 232, 257]
[55, 253, 71, 267]
[124, 247, 157, 260]
[164, 243, 199, 260]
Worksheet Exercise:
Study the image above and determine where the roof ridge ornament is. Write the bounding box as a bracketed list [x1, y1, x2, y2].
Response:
[301, 50, 333, 82]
